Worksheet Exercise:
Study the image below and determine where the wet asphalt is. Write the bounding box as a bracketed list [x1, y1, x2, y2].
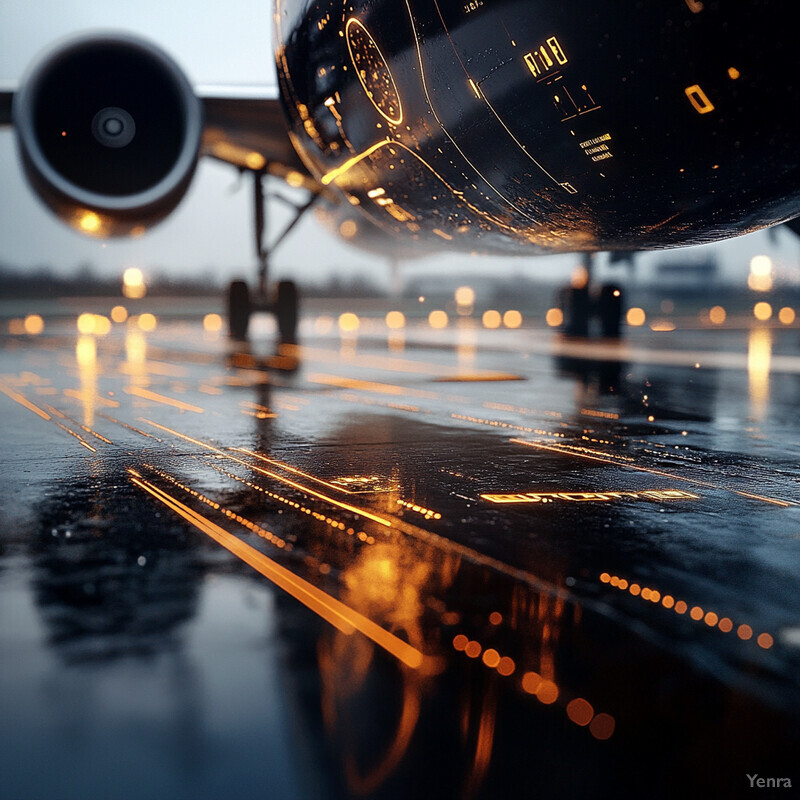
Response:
[1, 304, 799, 799]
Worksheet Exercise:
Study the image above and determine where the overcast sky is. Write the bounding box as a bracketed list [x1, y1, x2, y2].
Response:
[1, 2, 796, 289]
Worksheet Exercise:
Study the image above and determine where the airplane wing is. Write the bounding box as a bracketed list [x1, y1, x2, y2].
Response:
[197, 87, 323, 194]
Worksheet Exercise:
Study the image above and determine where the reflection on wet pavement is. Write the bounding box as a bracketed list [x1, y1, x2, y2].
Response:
[1, 309, 799, 798]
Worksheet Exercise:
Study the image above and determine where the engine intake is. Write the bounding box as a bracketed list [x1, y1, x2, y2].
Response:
[13, 33, 203, 236]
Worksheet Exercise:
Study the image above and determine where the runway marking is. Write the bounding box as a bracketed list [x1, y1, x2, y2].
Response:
[97, 412, 160, 440]
[481, 489, 700, 504]
[233, 449, 396, 496]
[62, 388, 120, 408]
[453, 412, 570, 441]
[124, 386, 205, 414]
[139, 419, 393, 527]
[0, 381, 102, 451]
[0, 382, 52, 421]
[433, 372, 523, 383]
[510, 438, 797, 507]
[53, 421, 97, 452]
[129, 471, 424, 669]
[599, 572, 775, 649]
[198, 457, 376, 544]
[142, 463, 289, 549]
[44, 405, 114, 445]
[307, 372, 439, 399]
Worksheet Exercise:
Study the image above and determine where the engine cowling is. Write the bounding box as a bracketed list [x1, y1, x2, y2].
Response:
[13, 33, 203, 237]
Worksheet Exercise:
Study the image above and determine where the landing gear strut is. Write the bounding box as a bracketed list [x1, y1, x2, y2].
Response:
[227, 169, 320, 343]
[557, 254, 625, 339]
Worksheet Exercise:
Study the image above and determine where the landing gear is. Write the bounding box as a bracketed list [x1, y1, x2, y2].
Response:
[556, 254, 625, 339]
[228, 280, 251, 340]
[276, 280, 299, 344]
[597, 284, 623, 339]
[560, 284, 591, 338]
[558, 283, 624, 338]
[227, 279, 299, 343]
[226, 168, 320, 344]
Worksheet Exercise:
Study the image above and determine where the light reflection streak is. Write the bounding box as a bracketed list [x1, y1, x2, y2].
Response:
[75, 335, 98, 427]
[139, 419, 393, 527]
[128, 472, 424, 668]
[307, 372, 439, 399]
[198, 457, 375, 544]
[748, 327, 772, 421]
[0, 382, 52, 421]
[124, 386, 205, 414]
[510, 438, 796, 507]
[233, 448, 387, 496]
[124, 329, 149, 388]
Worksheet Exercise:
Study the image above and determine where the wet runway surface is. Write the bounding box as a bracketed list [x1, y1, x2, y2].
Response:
[1, 304, 799, 799]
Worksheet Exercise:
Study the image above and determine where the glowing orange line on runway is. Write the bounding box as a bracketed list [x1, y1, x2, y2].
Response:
[308, 372, 438, 399]
[54, 422, 97, 452]
[125, 386, 205, 414]
[0, 383, 52, 420]
[62, 388, 120, 408]
[140, 419, 392, 527]
[234, 448, 365, 494]
[510, 438, 796, 507]
[97, 413, 158, 439]
[129, 473, 423, 668]
[732, 490, 793, 507]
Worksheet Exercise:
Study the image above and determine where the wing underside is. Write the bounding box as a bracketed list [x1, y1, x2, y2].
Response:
[200, 92, 321, 193]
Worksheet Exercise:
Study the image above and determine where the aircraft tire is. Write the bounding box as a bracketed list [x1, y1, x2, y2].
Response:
[276, 280, 299, 344]
[228, 279, 251, 340]
[561, 285, 591, 337]
[598, 284, 623, 339]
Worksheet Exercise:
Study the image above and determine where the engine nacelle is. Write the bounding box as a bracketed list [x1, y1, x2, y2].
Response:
[13, 33, 203, 237]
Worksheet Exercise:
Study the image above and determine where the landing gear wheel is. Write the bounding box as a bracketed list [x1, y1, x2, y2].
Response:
[276, 280, 299, 344]
[228, 280, 251, 340]
[561, 284, 591, 337]
[597, 284, 623, 339]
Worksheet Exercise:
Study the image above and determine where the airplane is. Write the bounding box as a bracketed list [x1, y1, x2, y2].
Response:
[1, 2, 799, 343]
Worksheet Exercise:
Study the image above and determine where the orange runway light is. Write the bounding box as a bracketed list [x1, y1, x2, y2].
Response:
[566, 698, 594, 727]
[589, 713, 616, 741]
[545, 308, 564, 327]
[23, 315, 44, 335]
[203, 313, 223, 333]
[753, 302, 772, 321]
[110, 305, 128, 323]
[428, 310, 449, 329]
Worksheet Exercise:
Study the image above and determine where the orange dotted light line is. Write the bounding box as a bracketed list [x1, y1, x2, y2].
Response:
[144, 464, 289, 550]
[452, 413, 568, 439]
[451, 633, 614, 740]
[600, 573, 774, 649]
[395, 498, 442, 520]
[201, 458, 376, 545]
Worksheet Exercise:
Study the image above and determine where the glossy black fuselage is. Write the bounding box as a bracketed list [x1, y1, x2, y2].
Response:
[275, 0, 799, 253]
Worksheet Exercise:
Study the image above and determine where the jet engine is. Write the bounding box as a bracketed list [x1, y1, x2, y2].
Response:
[12, 33, 203, 236]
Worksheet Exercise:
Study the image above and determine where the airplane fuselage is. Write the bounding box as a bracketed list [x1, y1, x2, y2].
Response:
[275, 0, 800, 253]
